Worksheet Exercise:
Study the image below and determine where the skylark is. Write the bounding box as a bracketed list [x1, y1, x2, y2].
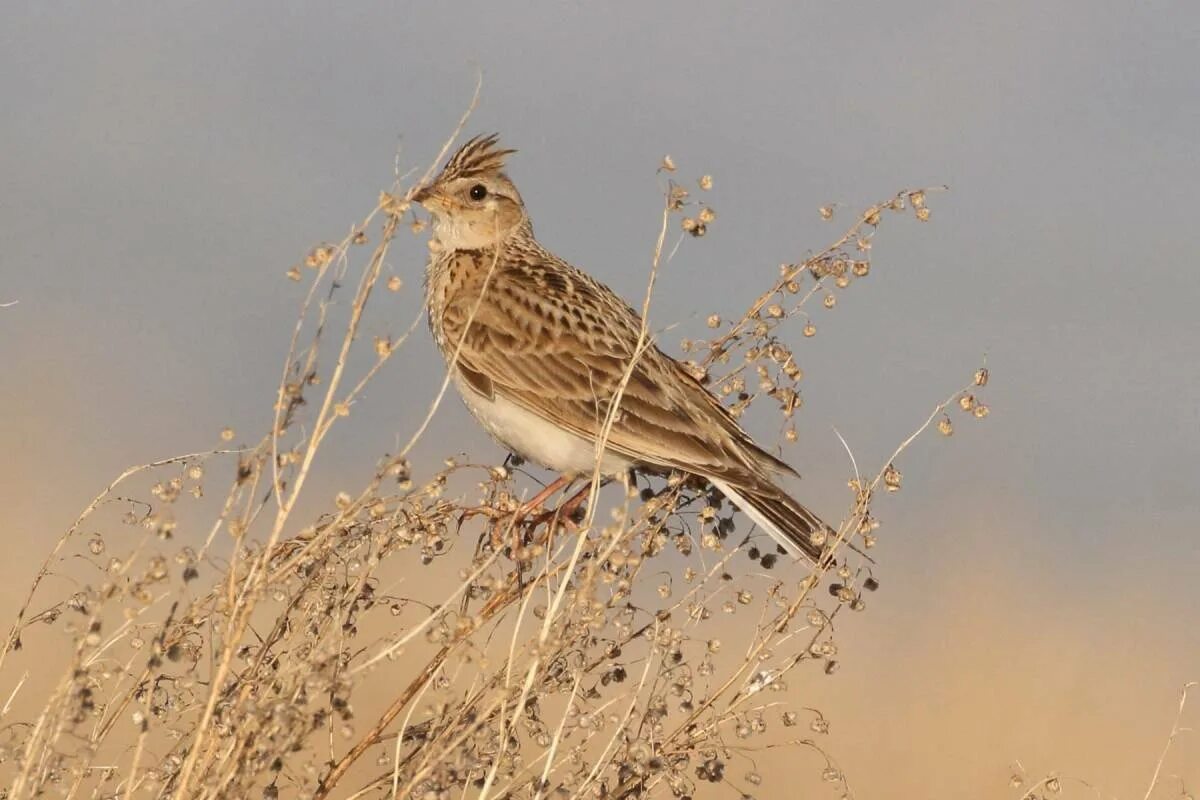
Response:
[414, 134, 830, 562]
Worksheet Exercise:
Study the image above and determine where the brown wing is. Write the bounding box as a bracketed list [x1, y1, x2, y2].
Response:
[437, 249, 793, 485]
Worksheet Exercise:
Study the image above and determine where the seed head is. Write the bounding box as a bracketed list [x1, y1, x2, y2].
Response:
[883, 463, 902, 492]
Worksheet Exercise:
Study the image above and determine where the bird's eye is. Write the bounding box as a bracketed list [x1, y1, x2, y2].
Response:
[469, 184, 488, 201]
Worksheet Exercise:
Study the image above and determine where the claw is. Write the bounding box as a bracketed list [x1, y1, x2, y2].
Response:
[467, 475, 596, 560]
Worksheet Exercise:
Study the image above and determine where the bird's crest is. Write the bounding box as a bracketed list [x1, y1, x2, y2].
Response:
[438, 134, 516, 182]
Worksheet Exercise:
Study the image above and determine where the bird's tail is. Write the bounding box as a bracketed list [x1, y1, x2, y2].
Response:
[710, 478, 831, 563]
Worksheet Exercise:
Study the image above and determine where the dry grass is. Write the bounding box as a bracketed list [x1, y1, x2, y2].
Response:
[6, 113, 1181, 800]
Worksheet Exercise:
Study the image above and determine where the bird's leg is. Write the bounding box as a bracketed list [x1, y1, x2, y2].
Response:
[524, 481, 594, 549]
[490, 474, 574, 554]
[459, 455, 537, 528]
[529, 478, 604, 534]
[518, 475, 574, 517]
[554, 482, 593, 520]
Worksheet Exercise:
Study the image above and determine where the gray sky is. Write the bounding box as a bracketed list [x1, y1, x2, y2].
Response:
[2, 1, 1198, 795]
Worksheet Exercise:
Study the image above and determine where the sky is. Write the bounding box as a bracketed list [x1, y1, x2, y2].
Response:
[2, 1, 1198, 797]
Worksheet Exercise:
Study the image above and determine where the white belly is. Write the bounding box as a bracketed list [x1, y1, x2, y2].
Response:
[455, 375, 633, 477]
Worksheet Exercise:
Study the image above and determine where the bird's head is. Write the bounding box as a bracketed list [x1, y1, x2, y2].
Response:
[413, 134, 528, 251]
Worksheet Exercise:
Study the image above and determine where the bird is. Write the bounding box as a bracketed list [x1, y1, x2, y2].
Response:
[413, 134, 832, 562]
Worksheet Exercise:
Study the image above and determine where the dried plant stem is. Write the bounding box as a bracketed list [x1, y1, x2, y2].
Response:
[0, 449, 242, 674]
[1142, 681, 1197, 800]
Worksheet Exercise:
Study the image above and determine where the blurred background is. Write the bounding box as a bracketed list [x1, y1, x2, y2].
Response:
[2, 1, 1197, 796]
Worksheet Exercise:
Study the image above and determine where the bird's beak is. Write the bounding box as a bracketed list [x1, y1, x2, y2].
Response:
[412, 184, 443, 209]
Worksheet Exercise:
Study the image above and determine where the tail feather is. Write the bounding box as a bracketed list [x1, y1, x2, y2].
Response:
[710, 478, 830, 563]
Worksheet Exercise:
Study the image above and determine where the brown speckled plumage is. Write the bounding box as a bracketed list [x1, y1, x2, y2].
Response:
[416, 134, 830, 562]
